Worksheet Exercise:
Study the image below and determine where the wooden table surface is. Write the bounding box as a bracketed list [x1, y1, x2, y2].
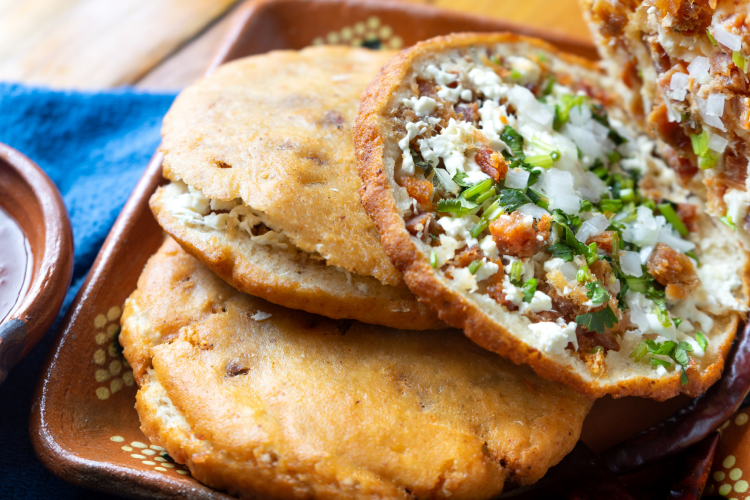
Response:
[0, 0, 590, 91]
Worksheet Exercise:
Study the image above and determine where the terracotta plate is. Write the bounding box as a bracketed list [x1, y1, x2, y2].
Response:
[30, 0, 696, 498]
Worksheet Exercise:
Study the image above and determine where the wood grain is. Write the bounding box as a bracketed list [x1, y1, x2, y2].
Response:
[0, 0, 590, 89]
[0, 0, 238, 89]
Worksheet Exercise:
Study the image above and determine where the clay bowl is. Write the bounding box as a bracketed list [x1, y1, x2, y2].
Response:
[0, 143, 74, 384]
[29, 0, 699, 498]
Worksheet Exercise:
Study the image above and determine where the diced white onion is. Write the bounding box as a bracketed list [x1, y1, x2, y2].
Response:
[658, 229, 696, 253]
[640, 245, 654, 264]
[706, 94, 725, 117]
[505, 168, 530, 189]
[507, 85, 553, 127]
[566, 124, 612, 159]
[670, 72, 689, 91]
[569, 102, 592, 126]
[551, 193, 582, 214]
[517, 203, 549, 219]
[668, 89, 687, 102]
[434, 168, 460, 195]
[582, 171, 610, 203]
[622, 206, 664, 247]
[669, 73, 689, 101]
[695, 96, 726, 131]
[687, 56, 711, 84]
[708, 133, 729, 153]
[620, 251, 643, 277]
[713, 24, 742, 51]
[575, 213, 610, 243]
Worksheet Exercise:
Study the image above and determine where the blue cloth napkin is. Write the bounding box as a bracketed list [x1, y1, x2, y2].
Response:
[0, 83, 177, 499]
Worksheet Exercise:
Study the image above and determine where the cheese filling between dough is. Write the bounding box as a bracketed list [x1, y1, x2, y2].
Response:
[163, 182, 293, 250]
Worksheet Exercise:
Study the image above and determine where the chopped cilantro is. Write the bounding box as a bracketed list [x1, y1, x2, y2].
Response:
[500, 126, 525, 159]
[673, 317, 682, 328]
[550, 208, 580, 228]
[631, 339, 694, 385]
[575, 304, 618, 334]
[579, 199, 594, 213]
[599, 198, 623, 213]
[644, 339, 676, 357]
[585, 281, 610, 304]
[564, 227, 598, 265]
[674, 342, 692, 367]
[521, 279, 537, 303]
[410, 146, 432, 174]
[498, 189, 532, 213]
[527, 188, 549, 210]
[650, 357, 672, 368]
[696, 331, 708, 351]
[547, 241, 576, 262]
[547, 209, 597, 264]
[452, 171, 472, 187]
[436, 197, 478, 215]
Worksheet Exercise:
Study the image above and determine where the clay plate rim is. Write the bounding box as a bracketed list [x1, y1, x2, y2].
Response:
[27, 0, 614, 498]
[0, 142, 73, 385]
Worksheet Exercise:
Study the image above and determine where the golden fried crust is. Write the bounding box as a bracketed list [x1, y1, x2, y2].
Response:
[353, 32, 747, 400]
[123, 239, 592, 499]
[150, 186, 444, 330]
[160, 46, 402, 286]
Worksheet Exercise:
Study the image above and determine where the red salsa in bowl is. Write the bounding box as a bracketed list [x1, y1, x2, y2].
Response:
[0, 206, 32, 322]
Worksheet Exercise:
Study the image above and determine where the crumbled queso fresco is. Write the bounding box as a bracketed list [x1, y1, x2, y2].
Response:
[394, 48, 747, 382]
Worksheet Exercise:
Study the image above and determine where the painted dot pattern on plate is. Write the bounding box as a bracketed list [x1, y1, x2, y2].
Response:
[706, 410, 750, 499]
[311, 16, 403, 51]
[110, 436, 191, 476]
[92, 305, 135, 401]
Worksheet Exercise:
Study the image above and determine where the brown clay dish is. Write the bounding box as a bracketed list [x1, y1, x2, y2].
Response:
[0, 142, 73, 384]
[30, 0, 693, 498]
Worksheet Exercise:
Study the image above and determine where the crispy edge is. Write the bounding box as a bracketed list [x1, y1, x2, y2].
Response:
[353, 31, 746, 400]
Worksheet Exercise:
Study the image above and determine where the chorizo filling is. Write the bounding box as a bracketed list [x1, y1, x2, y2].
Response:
[393, 47, 747, 381]
[585, 0, 750, 250]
